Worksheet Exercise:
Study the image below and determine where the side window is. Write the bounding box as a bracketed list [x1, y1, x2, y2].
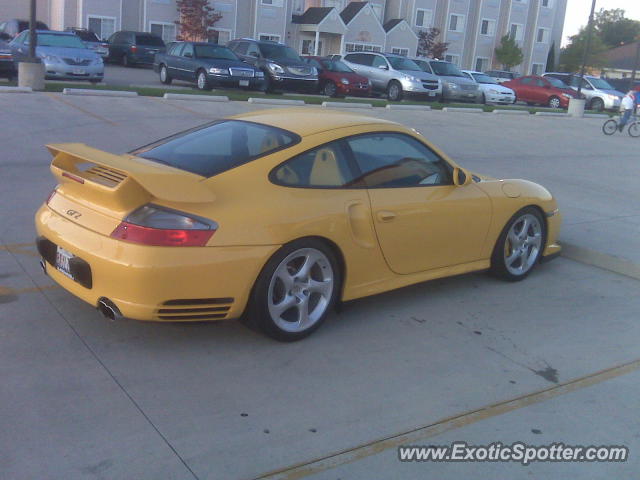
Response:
[346, 133, 452, 188]
[234, 41, 249, 55]
[168, 42, 183, 56]
[345, 53, 370, 66]
[535, 79, 546, 87]
[181, 43, 194, 57]
[272, 141, 356, 188]
[15, 31, 28, 44]
[372, 55, 388, 68]
[247, 42, 261, 57]
[520, 77, 532, 85]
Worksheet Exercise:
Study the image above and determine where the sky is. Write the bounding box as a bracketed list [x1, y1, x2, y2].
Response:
[562, 0, 640, 46]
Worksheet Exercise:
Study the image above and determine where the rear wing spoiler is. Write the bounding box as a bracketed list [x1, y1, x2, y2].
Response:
[47, 143, 215, 212]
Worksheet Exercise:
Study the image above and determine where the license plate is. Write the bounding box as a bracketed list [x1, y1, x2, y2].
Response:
[72, 68, 85, 75]
[239, 79, 249, 87]
[55, 246, 74, 279]
[428, 92, 436, 97]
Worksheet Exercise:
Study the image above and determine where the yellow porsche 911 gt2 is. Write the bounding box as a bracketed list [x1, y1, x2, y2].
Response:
[35, 108, 561, 341]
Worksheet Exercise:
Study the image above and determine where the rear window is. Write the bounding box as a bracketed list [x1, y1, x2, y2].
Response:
[132, 120, 300, 178]
[135, 34, 164, 46]
[74, 30, 100, 42]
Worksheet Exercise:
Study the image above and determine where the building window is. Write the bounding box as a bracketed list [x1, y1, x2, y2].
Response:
[536, 28, 550, 43]
[509, 23, 524, 41]
[301, 39, 323, 55]
[532, 63, 545, 75]
[449, 14, 465, 32]
[345, 43, 382, 53]
[480, 19, 496, 36]
[391, 47, 409, 56]
[261, 0, 283, 5]
[259, 34, 281, 42]
[87, 16, 116, 41]
[415, 8, 433, 28]
[208, 29, 231, 45]
[474, 57, 489, 72]
[444, 54, 460, 66]
[150, 22, 176, 43]
[542, 0, 553, 7]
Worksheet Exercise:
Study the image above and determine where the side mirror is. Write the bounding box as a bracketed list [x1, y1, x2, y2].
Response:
[184, 52, 192, 58]
[453, 167, 473, 187]
[249, 51, 259, 58]
[378, 64, 388, 70]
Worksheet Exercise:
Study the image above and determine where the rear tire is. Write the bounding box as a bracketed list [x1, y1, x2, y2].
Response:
[602, 119, 618, 135]
[490, 207, 546, 282]
[244, 239, 340, 341]
[159, 64, 172, 85]
[121, 54, 129, 67]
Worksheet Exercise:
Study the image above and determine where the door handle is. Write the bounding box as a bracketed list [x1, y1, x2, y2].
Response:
[377, 210, 397, 222]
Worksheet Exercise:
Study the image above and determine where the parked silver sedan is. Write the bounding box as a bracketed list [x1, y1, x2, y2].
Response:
[412, 58, 482, 103]
[10, 30, 104, 83]
[461, 70, 516, 105]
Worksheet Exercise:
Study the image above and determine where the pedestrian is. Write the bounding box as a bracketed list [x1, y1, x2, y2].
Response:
[618, 90, 638, 132]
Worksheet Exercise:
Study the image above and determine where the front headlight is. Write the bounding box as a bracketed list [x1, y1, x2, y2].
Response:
[340, 78, 350, 85]
[404, 75, 419, 82]
[208, 67, 229, 75]
[489, 89, 499, 94]
[42, 54, 61, 63]
[255, 70, 264, 77]
[447, 81, 459, 89]
[267, 62, 285, 74]
[310, 66, 318, 75]
[561, 93, 572, 98]
[92, 56, 103, 65]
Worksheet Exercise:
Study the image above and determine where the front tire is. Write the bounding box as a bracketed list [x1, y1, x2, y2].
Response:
[387, 80, 403, 101]
[490, 207, 545, 282]
[590, 97, 604, 112]
[629, 122, 640, 137]
[323, 81, 338, 97]
[196, 70, 211, 91]
[159, 64, 172, 85]
[245, 239, 340, 341]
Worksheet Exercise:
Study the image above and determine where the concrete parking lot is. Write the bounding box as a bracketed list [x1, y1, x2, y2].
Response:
[1, 92, 639, 479]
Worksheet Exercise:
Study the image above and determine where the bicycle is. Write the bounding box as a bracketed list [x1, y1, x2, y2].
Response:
[602, 113, 640, 137]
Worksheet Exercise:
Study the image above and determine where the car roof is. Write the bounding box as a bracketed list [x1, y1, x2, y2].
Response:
[35, 30, 75, 35]
[231, 108, 398, 137]
[462, 70, 482, 74]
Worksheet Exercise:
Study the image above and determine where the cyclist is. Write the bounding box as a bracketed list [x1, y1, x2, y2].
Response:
[619, 90, 639, 132]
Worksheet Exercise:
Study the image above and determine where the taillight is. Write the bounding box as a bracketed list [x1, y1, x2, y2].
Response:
[130, 45, 137, 53]
[110, 204, 217, 247]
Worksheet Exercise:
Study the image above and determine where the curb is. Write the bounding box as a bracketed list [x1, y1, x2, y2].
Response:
[386, 104, 431, 111]
[492, 109, 530, 115]
[534, 112, 568, 117]
[63, 88, 138, 97]
[562, 242, 640, 281]
[163, 93, 229, 102]
[583, 113, 610, 119]
[0, 86, 33, 93]
[322, 101, 372, 109]
[442, 107, 484, 113]
[248, 97, 305, 105]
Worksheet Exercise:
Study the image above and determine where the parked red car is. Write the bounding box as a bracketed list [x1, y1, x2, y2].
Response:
[503, 75, 584, 109]
[303, 56, 371, 97]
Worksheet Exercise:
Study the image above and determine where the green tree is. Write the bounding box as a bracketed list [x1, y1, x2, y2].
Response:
[175, 0, 222, 42]
[558, 27, 608, 72]
[494, 35, 523, 71]
[546, 42, 555, 72]
[594, 8, 640, 48]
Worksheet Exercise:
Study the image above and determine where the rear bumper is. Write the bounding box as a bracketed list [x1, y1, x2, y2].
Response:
[0, 60, 16, 78]
[35, 205, 278, 322]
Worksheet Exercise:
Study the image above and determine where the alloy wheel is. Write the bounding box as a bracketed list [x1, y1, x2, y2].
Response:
[503, 213, 543, 276]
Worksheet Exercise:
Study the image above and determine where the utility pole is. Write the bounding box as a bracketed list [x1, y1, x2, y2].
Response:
[28, 0, 38, 60]
[577, 0, 597, 96]
[629, 39, 640, 92]
[18, 0, 45, 90]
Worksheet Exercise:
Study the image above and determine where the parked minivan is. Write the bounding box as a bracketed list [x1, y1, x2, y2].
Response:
[413, 58, 482, 103]
[107, 31, 165, 66]
[340, 52, 441, 101]
[543, 72, 624, 112]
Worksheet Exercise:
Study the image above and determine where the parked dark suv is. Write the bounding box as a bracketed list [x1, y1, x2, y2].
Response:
[227, 38, 317, 92]
[106, 31, 165, 66]
[0, 19, 49, 40]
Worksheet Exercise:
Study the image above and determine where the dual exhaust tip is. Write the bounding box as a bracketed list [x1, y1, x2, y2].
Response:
[97, 297, 123, 321]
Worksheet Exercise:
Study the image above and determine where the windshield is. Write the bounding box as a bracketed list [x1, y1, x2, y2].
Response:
[259, 43, 301, 61]
[430, 61, 464, 77]
[74, 30, 100, 42]
[588, 77, 614, 90]
[194, 44, 238, 60]
[546, 77, 568, 88]
[36, 33, 86, 49]
[135, 34, 165, 46]
[413, 59, 431, 72]
[471, 73, 497, 84]
[133, 120, 299, 178]
[388, 56, 421, 71]
[321, 59, 353, 73]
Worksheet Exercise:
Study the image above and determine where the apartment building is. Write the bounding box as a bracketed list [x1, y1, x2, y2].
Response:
[2, 0, 567, 74]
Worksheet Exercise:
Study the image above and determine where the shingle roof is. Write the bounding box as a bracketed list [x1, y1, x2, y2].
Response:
[602, 41, 640, 71]
[340, 2, 368, 25]
[383, 19, 403, 33]
[292, 7, 334, 25]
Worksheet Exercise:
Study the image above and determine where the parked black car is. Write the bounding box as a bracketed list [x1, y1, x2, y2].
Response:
[154, 41, 265, 91]
[106, 31, 165, 66]
[0, 19, 48, 39]
[227, 38, 317, 92]
[0, 40, 16, 80]
[66, 28, 109, 57]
